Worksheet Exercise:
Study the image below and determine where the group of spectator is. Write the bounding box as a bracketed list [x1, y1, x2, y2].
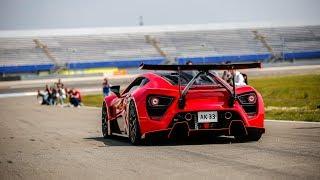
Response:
[37, 79, 82, 107]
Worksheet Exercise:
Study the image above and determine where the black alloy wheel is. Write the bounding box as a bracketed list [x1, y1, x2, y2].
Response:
[128, 101, 142, 145]
[102, 103, 109, 138]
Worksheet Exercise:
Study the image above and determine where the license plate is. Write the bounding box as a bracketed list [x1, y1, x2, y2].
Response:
[197, 111, 218, 123]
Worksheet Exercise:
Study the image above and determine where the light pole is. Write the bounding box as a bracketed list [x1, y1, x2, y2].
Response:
[139, 16, 144, 26]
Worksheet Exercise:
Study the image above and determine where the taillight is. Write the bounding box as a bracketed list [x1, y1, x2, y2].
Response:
[146, 95, 173, 119]
[238, 92, 258, 116]
[238, 92, 257, 105]
[149, 97, 160, 106]
[248, 94, 256, 103]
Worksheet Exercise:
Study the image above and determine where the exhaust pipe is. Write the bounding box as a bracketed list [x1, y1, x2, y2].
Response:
[185, 113, 192, 121]
[225, 112, 232, 120]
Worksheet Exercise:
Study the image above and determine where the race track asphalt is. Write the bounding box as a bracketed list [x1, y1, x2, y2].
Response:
[0, 96, 319, 180]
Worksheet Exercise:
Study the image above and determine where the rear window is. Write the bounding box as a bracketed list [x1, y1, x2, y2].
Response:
[160, 71, 218, 86]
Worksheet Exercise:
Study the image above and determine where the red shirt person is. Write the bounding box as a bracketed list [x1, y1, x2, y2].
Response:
[69, 88, 82, 107]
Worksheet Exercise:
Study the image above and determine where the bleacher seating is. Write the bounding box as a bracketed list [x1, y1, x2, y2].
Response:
[0, 25, 320, 73]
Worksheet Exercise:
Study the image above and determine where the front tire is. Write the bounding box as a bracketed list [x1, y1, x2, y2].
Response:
[128, 101, 142, 145]
[102, 103, 110, 138]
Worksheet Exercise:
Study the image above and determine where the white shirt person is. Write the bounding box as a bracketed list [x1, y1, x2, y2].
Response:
[233, 70, 246, 86]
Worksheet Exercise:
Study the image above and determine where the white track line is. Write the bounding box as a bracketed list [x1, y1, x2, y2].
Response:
[0, 92, 37, 98]
[265, 119, 320, 124]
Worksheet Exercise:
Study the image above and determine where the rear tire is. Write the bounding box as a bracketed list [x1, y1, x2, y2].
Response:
[102, 103, 110, 138]
[128, 101, 142, 145]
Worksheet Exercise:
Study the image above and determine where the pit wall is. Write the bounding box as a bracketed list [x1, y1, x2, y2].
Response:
[1, 51, 320, 74]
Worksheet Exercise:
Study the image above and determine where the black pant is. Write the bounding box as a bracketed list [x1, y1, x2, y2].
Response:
[70, 98, 80, 107]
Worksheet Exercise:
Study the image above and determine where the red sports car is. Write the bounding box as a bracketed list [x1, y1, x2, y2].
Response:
[101, 63, 265, 144]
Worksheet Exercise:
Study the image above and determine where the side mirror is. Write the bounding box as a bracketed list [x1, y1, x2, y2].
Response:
[110, 85, 121, 97]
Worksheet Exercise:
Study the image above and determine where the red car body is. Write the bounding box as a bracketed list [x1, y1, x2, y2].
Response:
[102, 64, 265, 144]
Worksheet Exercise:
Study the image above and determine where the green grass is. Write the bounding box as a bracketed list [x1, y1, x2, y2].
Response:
[82, 94, 104, 107]
[83, 74, 320, 122]
[250, 74, 320, 121]
[250, 74, 320, 109]
[265, 109, 320, 122]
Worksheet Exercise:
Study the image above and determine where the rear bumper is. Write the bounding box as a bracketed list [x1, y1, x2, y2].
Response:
[142, 103, 264, 132]
[142, 120, 265, 139]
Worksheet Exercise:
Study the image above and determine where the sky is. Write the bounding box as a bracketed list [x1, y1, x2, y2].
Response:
[0, 0, 319, 30]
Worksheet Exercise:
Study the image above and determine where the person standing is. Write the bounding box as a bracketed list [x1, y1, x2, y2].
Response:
[222, 69, 246, 86]
[56, 84, 67, 105]
[222, 61, 246, 86]
[102, 78, 111, 97]
[222, 70, 233, 84]
[55, 78, 64, 89]
[232, 70, 246, 86]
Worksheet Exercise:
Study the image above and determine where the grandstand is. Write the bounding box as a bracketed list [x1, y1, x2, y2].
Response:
[0, 23, 320, 74]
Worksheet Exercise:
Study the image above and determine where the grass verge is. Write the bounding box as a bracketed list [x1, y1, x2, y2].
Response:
[83, 74, 320, 122]
[82, 94, 103, 107]
[250, 74, 320, 122]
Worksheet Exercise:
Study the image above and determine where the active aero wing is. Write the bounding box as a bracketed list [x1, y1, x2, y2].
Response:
[139, 62, 262, 71]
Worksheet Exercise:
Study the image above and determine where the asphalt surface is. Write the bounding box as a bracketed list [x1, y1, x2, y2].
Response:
[0, 96, 319, 180]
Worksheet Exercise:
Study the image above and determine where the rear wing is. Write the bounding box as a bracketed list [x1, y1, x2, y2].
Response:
[139, 62, 261, 71]
[139, 62, 262, 109]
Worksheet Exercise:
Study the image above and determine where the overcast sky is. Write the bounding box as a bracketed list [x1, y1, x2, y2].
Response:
[0, 0, 319, 30]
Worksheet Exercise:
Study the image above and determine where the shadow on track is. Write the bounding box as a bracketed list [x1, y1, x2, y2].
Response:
[84, 135, 240, 147]
[84, 136, 130, 146]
